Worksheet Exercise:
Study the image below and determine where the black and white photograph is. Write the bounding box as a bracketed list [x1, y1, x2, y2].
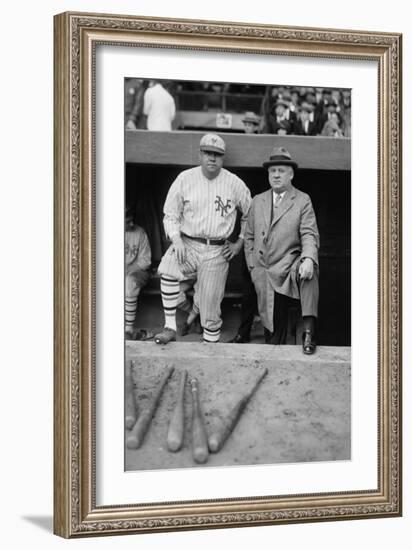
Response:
[49, 7, 401, 540]
[124, 78, 351, 471]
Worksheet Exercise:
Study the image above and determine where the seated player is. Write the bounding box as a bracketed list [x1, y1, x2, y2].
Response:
[125, 206, 152, 340]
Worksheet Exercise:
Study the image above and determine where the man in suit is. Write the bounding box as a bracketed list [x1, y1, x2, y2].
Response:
[244, 147, 320, 354]
[268, 99, 293, 135]
[293, 102, 317, 136]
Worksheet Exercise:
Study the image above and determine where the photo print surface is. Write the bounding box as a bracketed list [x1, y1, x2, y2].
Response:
[124, 77, 351, 472]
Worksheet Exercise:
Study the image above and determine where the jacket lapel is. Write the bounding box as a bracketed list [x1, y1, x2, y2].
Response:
[260, 189, 273, 230]
[270, 187, 296, 228]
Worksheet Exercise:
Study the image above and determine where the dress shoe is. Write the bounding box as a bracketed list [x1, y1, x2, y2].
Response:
[229, 333, 250, 344]
[302, 329, 316, 354]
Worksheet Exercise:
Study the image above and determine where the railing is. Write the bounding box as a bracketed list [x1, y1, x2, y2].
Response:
[175, 91, 265, 114]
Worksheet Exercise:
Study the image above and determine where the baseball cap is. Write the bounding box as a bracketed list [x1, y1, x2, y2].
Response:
[199, 133, 226, 155]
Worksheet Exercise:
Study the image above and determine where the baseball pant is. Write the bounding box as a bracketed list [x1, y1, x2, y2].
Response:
[158, 236, 229, 338]
[125, 269, 150, 332]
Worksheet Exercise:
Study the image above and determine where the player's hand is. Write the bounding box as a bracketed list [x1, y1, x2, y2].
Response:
[173, 238, 186, 264]
[222, 240, 243, 261]
[298, 257, 314, 280]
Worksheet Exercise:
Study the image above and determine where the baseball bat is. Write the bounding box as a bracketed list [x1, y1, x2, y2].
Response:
[125, 360, 137, 430]
[126, 366, 174, 449]
[190, 377, 209, 464]
[167, 369, 188, 452]
[208, 367, 268, 453]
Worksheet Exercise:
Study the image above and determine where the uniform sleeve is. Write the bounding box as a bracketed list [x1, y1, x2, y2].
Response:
[126, 228, 152, 273]
[300, 196, 320, 265]
[235, 178, 252, 239]
[136, 229, 152, 270]
[163, 174, 184, 240]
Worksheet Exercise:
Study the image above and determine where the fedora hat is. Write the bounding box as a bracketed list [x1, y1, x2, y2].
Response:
[274, 98, 288, 108]
[242, 111, 260, 125]
[263, 146, 298, 170]
[299, 102, 315, 113]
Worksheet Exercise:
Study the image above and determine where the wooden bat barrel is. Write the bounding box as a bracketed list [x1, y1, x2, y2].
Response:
[208, 367, 268, 453]
[167, 369, 188, 452]
[190, 378, 209, 464]
[126, 366, 174, 449]
[125, 360, 137, 430]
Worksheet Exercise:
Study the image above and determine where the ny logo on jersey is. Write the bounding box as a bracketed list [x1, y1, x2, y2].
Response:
[215, 195, 232, 217]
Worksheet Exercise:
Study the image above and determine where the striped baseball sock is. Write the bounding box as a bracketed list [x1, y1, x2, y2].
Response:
[203, 327, 221, 343]
[160, 275, 180, 331]
[125, 297, 138, 333]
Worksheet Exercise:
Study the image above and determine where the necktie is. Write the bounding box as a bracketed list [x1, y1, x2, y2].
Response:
[274, 193, 282, 208]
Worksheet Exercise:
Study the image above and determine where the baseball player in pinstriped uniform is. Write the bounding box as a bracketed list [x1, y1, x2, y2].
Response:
[154, 133, 252, 344]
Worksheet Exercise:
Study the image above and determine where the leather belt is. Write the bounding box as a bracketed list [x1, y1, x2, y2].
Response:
[181, 233, 226, 246]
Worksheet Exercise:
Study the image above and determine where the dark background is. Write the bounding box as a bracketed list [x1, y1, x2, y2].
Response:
[126, 163, 351, 346]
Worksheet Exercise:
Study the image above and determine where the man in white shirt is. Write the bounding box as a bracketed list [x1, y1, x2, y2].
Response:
[244, 147, 320, 354]
[143, 80, 176, 131]
[154, 133, 252, 345]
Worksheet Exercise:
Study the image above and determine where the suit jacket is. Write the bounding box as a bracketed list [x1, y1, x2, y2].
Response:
[268, 116, 293, 135]
[244, 186, 320, 331]
[293, 119, 317, 136]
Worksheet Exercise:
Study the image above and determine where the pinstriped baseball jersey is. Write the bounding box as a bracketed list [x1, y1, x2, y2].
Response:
[163, 166, 251, 241]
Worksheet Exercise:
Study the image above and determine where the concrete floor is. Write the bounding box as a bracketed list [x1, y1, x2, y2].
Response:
[134, 294, 262, 343]
[125, 341, 351, 471]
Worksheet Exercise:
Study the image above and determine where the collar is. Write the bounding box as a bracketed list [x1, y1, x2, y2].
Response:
[273, 190, 286, 200]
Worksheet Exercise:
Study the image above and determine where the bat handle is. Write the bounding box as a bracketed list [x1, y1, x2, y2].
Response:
[125, 360, 137, 430]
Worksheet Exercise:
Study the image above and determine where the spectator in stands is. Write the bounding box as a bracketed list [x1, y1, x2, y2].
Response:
[125, 78, 146, 130]
[278, 90, 298, 128]
[293, 102, 317, 136]
[143, 80, 176, 131]
[321, 112, 344, 137]
[268, 99, 293, 135]
[341, 89, 351, 110]
[304, 90, 317, 108]
[125, 206, 153, 340]
[242, 111, 261, 134]
[340, 89, 352, 137]
[289, 88, 302, 116]
[314, 89, 336, 132]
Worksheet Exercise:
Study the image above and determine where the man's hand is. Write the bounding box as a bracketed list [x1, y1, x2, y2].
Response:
[299, 257, 314, 280]
[222, 239, 243, 261]
[172, 237, 186, 264]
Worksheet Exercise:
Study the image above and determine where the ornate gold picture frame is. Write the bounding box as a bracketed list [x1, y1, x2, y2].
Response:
[53, 11, 402, 538]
